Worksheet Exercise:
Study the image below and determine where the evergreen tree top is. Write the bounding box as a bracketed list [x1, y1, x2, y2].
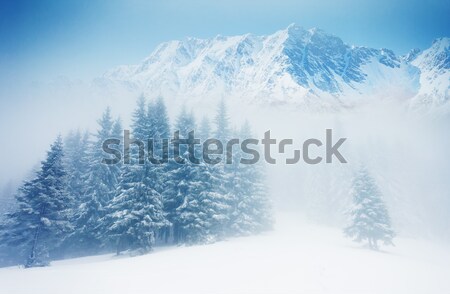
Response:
[214, 99, 230, 141]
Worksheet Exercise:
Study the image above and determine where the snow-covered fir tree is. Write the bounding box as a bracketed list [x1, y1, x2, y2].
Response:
[212, 100, 236, 233]
[230, 122, 272, 235]
[148, 96, 171, 161]
[102, 164, 168, 255]
[162, 107, 202, 243]
[153, 97, 171, 142]
[188, 117, 231, 242]
[0, 136, 73, 267]
[198, 116, 211, 140]
[100, 97, 169, 253]
[70, 108, 121, 253]
[214, 98, 231, 142]
[61, 130, 91, 256]
[111, 118, 123, 148]
[63, 130, 90, 209]
[145, 97, 171, 181]
[132, 96, 150, 142]
[344, 167, 395, 250]
[146, 97, 173, 242]
[88, 108, 122, 205]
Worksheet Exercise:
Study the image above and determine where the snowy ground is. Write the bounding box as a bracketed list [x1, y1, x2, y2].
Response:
[1, 215, 449, 294]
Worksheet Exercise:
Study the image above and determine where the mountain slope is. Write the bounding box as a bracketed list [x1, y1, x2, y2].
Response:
[1, 218, 449, 294]
[409, 37, 450, 110]
[95, 25, 448, 111]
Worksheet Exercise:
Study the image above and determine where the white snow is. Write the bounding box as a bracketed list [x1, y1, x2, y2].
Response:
[1, 214, 449, 294]
[410, 37, 450, 110]
[95, 24, 449, 112]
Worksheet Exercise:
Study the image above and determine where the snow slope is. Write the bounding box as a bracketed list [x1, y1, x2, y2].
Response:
[1, 215, 449, 294]
[409, 38, 450, 110]
[94, 24, 448, 111]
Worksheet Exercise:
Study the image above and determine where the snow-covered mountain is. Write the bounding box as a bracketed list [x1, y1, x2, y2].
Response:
[95, 24, 449, 111]
[408, 38, 450, 110]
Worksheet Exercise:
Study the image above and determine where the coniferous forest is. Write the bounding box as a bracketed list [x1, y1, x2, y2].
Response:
[0, 97, 273, 267]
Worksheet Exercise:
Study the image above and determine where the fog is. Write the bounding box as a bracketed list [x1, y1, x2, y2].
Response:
[228, 97, 450, 240]
[1, 81, 449, 243]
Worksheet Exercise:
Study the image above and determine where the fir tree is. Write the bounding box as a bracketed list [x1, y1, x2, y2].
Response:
[147, 97, 172, 241]
[111, 117, 124, 169]
[344, 167, 395, 250]
[61, 130, 90, 256]
[87, 107, 121, 206]
[212, 99, 235, 234]
[230, 122, 272, 235]
[148, 96, 171, 162]
[214, 98, 231, 142]
[145, 97, 171, 168]
[71, 108, 120, 253]
[64, 130, 90, 207]
[132, 95, 150, 142]
[153, 97, 171, 143]
[101, 97, 169, 253]
[102, 164, 168, 255]
[163, 107, 198, 243]
[1, 137, 73, 267]
[186, 117, 231, 243]
[198, 116, 211, 141]
[111, 118, 123, 143]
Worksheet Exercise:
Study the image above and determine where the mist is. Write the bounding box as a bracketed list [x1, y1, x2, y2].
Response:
[1, 79, 449, 244]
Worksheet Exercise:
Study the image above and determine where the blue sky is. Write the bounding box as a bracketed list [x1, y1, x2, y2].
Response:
[0, 0, 449, 83]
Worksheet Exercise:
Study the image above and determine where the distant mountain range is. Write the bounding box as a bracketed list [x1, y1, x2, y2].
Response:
[94, 24, 449, 111]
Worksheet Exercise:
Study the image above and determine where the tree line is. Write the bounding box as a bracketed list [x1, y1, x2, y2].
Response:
[0, 97, 272, 267]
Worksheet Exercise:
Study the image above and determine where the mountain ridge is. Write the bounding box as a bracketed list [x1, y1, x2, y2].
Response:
[95, 24, 449, 111]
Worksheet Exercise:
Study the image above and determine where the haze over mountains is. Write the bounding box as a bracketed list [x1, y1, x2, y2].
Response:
[95, 24, 449, 112]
